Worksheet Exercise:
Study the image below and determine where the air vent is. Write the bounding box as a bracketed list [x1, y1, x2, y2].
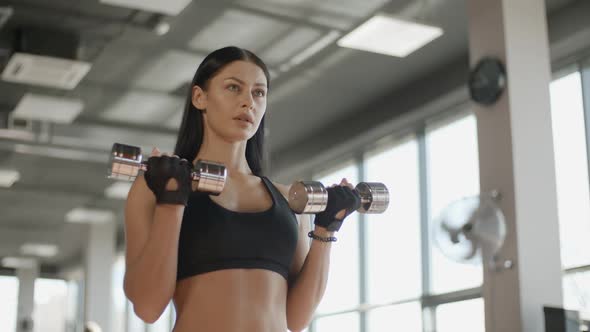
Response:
[1, 52, 91, 90]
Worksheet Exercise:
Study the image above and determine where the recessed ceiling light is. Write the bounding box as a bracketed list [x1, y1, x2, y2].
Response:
[0, 169, 20, 188]
[100, 0, 192, 16]
[20, 243, 59, 258]
[104, 181, 133, 200]
[66, 207, 115, 224]
[1, 257, 37, 269]
[337, 14, 443, 58]
[13, 93, 84, 124]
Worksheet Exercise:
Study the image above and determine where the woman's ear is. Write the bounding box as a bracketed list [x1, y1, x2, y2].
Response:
[192, 85, 207, 111]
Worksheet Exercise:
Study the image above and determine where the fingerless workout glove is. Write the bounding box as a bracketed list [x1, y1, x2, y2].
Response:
[313, 186, 362, 232]
[144, 156, 193, 206]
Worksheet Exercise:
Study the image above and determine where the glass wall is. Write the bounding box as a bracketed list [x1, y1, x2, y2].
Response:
[313, 161, 361, 331]
[425, 114, 482, 295]
[34, 278, 68, 332]
[550, 67, 590, 317]
[308, 59, 590, 331]
[309, 110, 484, 331]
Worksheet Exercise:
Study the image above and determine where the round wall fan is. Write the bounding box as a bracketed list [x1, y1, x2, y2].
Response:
[432, 191, 511, 269]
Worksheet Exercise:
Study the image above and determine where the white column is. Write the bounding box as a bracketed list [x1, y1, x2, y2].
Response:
[85, 221, 116, 332]
[466, 1, 563, 332]
[16, 260, 39, 332]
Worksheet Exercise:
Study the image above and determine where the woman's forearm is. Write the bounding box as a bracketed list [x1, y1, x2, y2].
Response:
[124, 205, 184, 322]
[286, 226, 334, 331]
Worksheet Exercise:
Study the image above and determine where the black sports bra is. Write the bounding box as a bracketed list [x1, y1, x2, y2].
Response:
[176, 176, 299, 281]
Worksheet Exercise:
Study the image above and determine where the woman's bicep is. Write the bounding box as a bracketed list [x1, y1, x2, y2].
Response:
[270, 181, 311, 281]
[124, 174, 156, 268]
[289, 213, 311, 280]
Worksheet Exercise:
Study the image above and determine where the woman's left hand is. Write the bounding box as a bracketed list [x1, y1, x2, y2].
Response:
[313, 178, 361, 232]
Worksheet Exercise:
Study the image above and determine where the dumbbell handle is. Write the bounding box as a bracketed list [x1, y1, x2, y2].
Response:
[288, 181, 389, 214]
[123, 159, 214, 182]
[108, 143, 226, 195]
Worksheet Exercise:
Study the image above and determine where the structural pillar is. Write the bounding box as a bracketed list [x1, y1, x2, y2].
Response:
[16, 259, 39, 332]
[84, 221, 116, 332]
[466, 1, 564, 331]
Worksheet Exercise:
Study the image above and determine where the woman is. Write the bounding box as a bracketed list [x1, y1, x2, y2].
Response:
[123, 46, 361, 332]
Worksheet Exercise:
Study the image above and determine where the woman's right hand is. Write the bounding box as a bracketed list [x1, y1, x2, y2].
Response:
[143, 147, 193, 206]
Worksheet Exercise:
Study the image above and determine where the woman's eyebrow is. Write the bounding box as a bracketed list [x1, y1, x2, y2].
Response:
[224, 76, 267, 88]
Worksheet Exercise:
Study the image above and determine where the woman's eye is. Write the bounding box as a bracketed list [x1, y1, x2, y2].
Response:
[254, 90, 266, 97]
[228, 84, 239, 92]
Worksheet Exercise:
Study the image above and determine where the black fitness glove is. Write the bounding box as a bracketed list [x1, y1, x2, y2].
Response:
[144, 155, 192, 206]
[313, 186, 362, 232]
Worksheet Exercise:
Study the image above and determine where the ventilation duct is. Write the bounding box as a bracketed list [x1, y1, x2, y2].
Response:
[1, 27, 91, 90]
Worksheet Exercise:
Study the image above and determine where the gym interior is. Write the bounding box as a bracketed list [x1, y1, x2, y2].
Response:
[0, 0, 589, 331]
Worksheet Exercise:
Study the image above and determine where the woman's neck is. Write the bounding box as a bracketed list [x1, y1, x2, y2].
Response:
[194, 135, 252, 177]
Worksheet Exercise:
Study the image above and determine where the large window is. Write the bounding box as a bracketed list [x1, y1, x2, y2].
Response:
[308, 112, 484, 331]
[306, 59, 590, 331]
[425, 114, 482, 295]
[314, 161, 360, 316]
[315, 312, 360, 332]
[0, 276, 18, 332]
[366, 301, 422, 332]
[549, 68, 590, 315]
[113, 255, 127, 332]
[435, 298, 484, 332]
[113, 253, 176, 332]
[550, 70, 590, 269]
[364, 136, 422, 304]
[34, 278, 68, 332]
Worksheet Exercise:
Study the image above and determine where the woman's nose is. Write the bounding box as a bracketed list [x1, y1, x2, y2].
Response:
[241, 94, 254, 109]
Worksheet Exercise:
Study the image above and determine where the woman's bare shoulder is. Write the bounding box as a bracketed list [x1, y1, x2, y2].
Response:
[269, 180, 291, 200]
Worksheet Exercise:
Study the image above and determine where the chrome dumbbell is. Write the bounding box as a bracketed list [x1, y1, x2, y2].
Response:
[107, 143, 227, 195]
[288, 181, 390, 214]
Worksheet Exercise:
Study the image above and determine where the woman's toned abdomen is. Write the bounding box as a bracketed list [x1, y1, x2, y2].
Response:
[172, 269, 289, 332]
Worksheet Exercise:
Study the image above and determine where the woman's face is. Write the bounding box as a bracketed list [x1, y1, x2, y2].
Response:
[193, 60, 268, 143]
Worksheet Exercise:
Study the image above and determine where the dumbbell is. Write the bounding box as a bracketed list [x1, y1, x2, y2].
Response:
[107, 143, 227, 195]
[288, 181, 389, 214]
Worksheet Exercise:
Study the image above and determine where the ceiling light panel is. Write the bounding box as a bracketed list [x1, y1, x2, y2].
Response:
[20, 243, 59, 258]
[188, 9, 291, 52]
[1, 257, 37, 269]
[100, 92, 184, 125]
[66, 207, 115, 224]
[12, 93, 84, 124]
[100, 0, 192, 16]
[337, 14, 443, 58]
[134, 50, 204, 92]
[0, 169, 20, 188]
[260, 27, 323, 66]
